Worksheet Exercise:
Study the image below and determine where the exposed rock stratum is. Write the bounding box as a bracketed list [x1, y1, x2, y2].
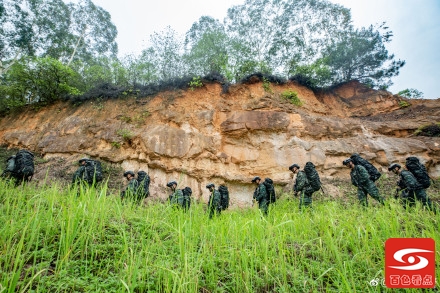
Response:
[1, 80, 439, 207]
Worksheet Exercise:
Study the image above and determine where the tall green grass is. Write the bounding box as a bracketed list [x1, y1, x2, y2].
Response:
[0, 179, 439, 292]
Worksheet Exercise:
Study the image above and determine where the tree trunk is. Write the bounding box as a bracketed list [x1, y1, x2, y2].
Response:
[67, 27, 87, 67]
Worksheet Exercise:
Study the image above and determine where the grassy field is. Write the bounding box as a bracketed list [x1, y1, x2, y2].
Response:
[0, 179, 439, 293]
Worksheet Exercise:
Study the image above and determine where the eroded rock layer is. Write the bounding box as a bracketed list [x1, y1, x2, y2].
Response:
[1, 80, 439, 206]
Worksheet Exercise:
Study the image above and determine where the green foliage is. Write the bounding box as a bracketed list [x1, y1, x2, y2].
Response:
[133, 111, 151, 126]
[397, 88, 424, 99]
[184, 16, 230, 76]
[0, 0, 70, 73]
[323, 24, 405, 88]
[289, 58, 332, 89]
[119, 115, 132, 123]
[0, 180, 438, 292]
[398, 100, 411, 108]
[73, 58, 129, 92]
[0, 57, 81, 113]
[281, 90, 302, 106]
[0, 0, 407, 114]
[111, 141, 121, 149]
[262, 77, 273, 93]
[116, 129, 133, 141]
[92, 99, 104, 111]
[67, 0, 118, 65]
[225, 0, 351, 82]
[414, 123, 440, 137]
[188, 76, 203, 90]
[0, 0, 118, 74]
[116, 111, 151, 126]
[144, 26, 185, 81]
[123, 53, 157, 86]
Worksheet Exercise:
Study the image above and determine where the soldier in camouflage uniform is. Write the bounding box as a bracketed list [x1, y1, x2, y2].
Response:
[120, 171, 139, 203]
[388, 163, 433, 210]
[343, 158, 384, 206]
[72, 158, 88, 185]
[71, 158, 91, 195]
[252, 176, 269, 216]
[206, 183, 222, 218]
[167, 181, 185, 208]
[289, 164, 314, 209]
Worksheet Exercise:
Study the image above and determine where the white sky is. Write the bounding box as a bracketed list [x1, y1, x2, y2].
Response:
[92, 0, 440, 98]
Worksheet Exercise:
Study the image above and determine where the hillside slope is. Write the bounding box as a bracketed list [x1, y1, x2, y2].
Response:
[1, 79, 439, 205]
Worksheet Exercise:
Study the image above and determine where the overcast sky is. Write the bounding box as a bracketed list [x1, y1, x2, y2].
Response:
[92, 0, 440, 98]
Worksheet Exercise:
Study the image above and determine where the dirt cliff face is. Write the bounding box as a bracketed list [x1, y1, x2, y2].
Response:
[1, 80, 439, 206]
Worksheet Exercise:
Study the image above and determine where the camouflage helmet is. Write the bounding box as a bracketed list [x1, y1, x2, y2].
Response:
[79, 158, 88, 164]
[289, 164, 300, 171]
[166, 181, 177, 188]
[343, 158, 352, 166]
[206, 183, 215, 189]
[388, 163, 401, 171]
[251, 176, 261, 183]
[123, 170, 135, 177]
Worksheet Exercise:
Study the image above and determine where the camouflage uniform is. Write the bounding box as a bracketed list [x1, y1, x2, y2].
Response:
[350, 165, 384, 206]
[294, 171, 314, 208]
[72, 165, 88, 185]
[72, 165, 91, 195]
[1, 156, 16, 179]
[169, 189, 185, 208]
[208, 189, 222, 218]
[398, 170, 432, 209]
[253, 183, 269, 215]
[121, 178, 139, 202]
[5, 156, 16, 174]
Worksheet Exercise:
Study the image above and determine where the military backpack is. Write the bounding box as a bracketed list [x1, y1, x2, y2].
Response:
[304, 161, 321, 192]
[263, 178, 276, 204]
[14, 150, 35, 179]
[218, 184, 229, 210]
[84, 159, 103, 184]
[350, 154, 381, 182]
[137, 171, 150, 197]
[181, 186, 192, 209]
[405, 157, 431, 189]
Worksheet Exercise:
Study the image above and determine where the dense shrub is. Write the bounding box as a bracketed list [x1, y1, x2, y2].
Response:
[0, 57, 81, 112]
[240, 72, 287, 85]
[281, 90, 302, 106]
[398, 100, 411, 108]
[289, 74, 318, 90]
[201, 72, 230, 94]
[71, 72, 231, 103]
[70, 83, 128, 102]
[415, 124, 440, 137]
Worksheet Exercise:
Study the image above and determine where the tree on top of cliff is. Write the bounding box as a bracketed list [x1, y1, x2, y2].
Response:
[0, 0, 407, 111]
[0, 0, 118, 113]
[184, 16, 230, 80]
[220, 0, 404, 88]
[121, 0, 402, 90]
[323, 23, 405, 89]
[0, 0, 118, 76]
[142, 26, 186, 82]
